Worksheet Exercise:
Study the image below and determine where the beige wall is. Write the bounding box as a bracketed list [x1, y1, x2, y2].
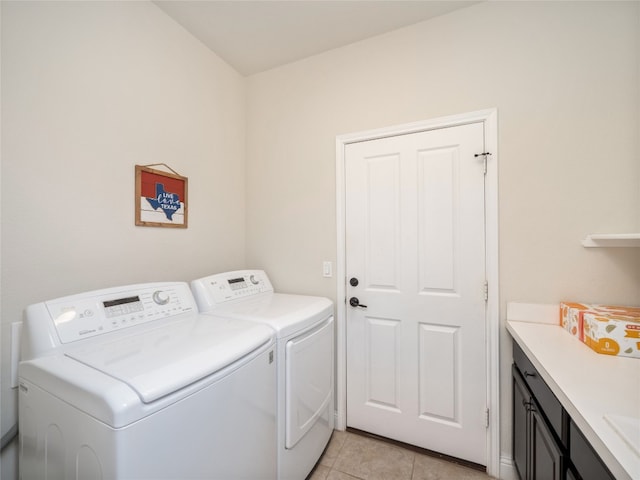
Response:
[1, 2, 246, 477]
[1, 1, 639, 478]
[245, 0, 640, 473]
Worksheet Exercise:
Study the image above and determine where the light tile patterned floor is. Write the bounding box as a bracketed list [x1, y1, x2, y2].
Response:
[308, 431, 496, 480]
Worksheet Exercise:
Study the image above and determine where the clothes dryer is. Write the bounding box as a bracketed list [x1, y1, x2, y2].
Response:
[191, 270, 334, 480]
[19, 282, 277, 480]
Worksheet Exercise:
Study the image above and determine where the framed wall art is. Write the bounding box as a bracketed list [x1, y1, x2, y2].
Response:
[135, 164, 188, 228]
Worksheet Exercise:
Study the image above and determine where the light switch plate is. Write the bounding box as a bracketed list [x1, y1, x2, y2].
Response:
[323, 261, 332, 278]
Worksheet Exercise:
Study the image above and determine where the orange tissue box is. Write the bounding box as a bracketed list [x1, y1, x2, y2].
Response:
[560, 302, 590, 340]
[582, 311, 640, 359]
[560, 302, 640, 358]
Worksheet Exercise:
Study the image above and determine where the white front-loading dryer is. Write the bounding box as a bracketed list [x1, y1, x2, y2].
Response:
[191, 270, 334, 480]
[19, 282, 277, 480]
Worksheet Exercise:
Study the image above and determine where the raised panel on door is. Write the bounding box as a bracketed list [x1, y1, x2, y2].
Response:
[364, 154, 401, 291]
[418, 323, 459, 422]
[417, 146, 458, 295]
[365, 316, 400, 411]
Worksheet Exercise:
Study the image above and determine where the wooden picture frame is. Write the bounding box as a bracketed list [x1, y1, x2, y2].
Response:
[135, 165, 188, 228]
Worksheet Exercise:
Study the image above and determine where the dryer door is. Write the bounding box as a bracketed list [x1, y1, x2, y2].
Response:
[285, 316, 334, 449]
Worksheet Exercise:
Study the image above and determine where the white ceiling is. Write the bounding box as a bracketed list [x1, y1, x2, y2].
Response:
[153, 1, 480, 76]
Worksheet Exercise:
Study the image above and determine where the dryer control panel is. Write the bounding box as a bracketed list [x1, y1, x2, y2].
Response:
[191, 270, 273, 308]
[25, 282, 197, 349]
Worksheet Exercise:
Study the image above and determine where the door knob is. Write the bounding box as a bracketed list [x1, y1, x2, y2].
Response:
[350, 277, 359, 287]
[349, 297, 367, 308]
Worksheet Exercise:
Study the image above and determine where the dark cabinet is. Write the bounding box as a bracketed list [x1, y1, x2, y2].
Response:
[512, 364, 563, 480]
[513, 369, 529, 479]
[531, 408, 563, 479]
[512, 342, 617, 480]
[569, 419, 615, 480]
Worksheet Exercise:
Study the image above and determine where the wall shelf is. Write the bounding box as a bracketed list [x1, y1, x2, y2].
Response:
[582, 233, 640, 248]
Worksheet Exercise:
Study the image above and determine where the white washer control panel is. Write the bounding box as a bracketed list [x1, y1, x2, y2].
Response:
[191, 270, 273, 306]
[44, 283, 196, 344]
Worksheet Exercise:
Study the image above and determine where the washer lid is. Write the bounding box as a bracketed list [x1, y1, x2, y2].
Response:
[65, 314, 273, 403]
[206, 293, 333, 338]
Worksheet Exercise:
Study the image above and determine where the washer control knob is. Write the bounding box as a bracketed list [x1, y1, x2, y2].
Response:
[152, 290, 170, 305]
[249, 275, 260, 285]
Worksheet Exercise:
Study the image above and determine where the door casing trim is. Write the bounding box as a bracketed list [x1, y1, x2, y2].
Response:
[335, 108, 499, 476]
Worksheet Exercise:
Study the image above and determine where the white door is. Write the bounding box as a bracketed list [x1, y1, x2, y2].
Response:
[345, 122, 487, 465]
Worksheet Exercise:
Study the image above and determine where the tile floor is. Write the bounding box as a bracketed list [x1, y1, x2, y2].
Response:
[308, 430, 496, 480]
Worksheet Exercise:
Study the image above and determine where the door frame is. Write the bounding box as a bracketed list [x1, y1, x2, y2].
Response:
[335, 109, 499, 476]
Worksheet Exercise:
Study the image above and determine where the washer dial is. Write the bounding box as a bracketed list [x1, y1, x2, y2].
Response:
[152, 290, 170, 305]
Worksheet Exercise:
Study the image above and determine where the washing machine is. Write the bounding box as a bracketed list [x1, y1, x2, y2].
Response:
[18, 281, 277, 480]
[191, 270, 334, 480]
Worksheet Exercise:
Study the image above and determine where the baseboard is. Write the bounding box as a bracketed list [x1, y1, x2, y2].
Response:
[499, 455, 517, 480]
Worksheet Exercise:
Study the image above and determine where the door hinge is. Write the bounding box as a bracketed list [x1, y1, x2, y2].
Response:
[484, 407, 490, 428]
[483, 280, 488, 302]
[474, 152, 492, 175]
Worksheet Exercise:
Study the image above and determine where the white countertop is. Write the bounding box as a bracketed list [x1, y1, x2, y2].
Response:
[506, 303, 640, 480]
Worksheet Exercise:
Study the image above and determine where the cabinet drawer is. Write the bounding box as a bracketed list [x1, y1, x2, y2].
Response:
[513, 343, 566, 444]
[569, 420, 615, 480]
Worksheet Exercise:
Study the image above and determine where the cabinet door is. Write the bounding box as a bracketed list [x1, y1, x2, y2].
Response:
[512, 367, 530, 480]
[531, 408, 563, 480]
[569, 420, 615, 480]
